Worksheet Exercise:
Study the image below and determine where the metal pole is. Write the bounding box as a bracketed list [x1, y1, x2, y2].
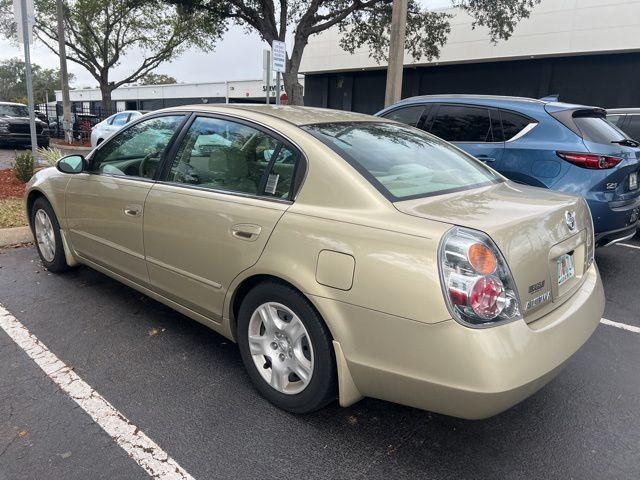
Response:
[56, 0, 73, 143]
[20, 0, 38, 158]
[225, 80, 229, 104]
[384, 0, 408, 107]
[275, 72, 281, 106]
[266, 54, 271, 105]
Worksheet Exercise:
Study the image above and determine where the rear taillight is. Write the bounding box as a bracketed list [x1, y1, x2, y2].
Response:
[439, 227, 521, 327]
[557, 151, 622, 169]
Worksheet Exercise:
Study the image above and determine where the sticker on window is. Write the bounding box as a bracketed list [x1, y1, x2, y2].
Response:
[265, 174, 280, 194]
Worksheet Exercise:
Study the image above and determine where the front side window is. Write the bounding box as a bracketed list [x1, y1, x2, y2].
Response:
[305, 122, 500, 200]
[429, 105, 493, 143]
[167, 117, 298, 199]
[382, 106, 425, 127]
[90, 115, 184, 179]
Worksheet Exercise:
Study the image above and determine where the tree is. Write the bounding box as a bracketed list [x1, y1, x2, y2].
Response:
[0, 57, 73, 104]
[138, 72, 178, 85]
[170, 0, 540, 105]
[0, 0, 223, 111]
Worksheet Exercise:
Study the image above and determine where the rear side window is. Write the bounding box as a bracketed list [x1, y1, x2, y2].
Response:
[429, 105, 492, 143]
[500, 110, 534, 141]
[574, 116, 626, 143]
[624, 116, 640, 140]
[382, 106, 425, 127]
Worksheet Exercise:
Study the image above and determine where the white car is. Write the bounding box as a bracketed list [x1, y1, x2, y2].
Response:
[90, 110, 144, 147]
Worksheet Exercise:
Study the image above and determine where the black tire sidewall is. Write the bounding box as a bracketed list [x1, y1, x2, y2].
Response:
[237, 281, 337, 413]
[31, 197, 67, 273]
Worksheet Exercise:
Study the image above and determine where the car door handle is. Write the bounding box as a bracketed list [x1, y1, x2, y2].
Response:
[123, 205, 142, 217]
[477, 156, 496, 163]
[231, 224, 262, 241]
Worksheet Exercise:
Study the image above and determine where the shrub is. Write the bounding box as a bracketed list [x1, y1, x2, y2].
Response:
[36, 146, 64, 167]
[12, 151, 34, 183]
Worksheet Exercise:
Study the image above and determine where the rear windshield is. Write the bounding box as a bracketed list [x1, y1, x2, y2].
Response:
[574, 116, 627, 143]
[303, 122, 501, 201]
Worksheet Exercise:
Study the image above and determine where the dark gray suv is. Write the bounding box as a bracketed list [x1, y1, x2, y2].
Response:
[0, 101, 50, 148]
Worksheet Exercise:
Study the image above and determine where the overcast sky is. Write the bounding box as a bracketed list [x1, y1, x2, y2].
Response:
[0, 0, 452, 89]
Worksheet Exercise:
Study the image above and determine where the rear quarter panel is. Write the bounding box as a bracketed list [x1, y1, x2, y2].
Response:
[232, 207, 454, 343]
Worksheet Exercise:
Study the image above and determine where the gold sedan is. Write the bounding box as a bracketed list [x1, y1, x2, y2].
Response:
[25, 105, 604, 419]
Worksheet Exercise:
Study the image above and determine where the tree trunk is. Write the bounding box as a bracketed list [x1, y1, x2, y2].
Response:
[99, 84, 113, 115]
[284, 37, 307, 106]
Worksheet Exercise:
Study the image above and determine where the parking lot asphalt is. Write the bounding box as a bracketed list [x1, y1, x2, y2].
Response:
[1, 239, 639, 480]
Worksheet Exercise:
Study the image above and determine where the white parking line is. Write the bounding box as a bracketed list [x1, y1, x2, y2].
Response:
[601, 318, 640, 334]
[0, 304, 195, 480]
[617, 243, 640, 251]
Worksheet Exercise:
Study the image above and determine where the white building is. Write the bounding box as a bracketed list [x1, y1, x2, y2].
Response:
[55, 77, 303, 113]
[300, 0, 640, 113]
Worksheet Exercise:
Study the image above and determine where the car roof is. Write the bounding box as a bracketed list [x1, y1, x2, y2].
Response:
[0, 101, 27, 107]
[383, 94, 592, 113]
[607, 108, 640, 114]
[161, 104, 379, 126]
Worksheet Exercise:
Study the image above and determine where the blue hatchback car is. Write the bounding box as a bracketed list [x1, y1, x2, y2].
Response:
[376, 95, 640, 246]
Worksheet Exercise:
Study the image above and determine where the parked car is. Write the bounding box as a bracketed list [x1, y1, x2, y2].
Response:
[25, 105, 604, 419]
[607, 108, 640, 141]
[0, 101, 50, 147]
[90, 110, 144, 147]
[377, 95, 640, 247]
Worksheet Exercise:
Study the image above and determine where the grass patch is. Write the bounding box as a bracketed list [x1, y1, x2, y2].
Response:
[0, 198, 28, 228]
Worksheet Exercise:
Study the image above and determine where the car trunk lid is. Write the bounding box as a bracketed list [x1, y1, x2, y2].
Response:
[394, 181, 594, 322]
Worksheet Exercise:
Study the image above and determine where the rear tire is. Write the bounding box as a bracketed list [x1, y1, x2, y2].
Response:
[30, 197, 68, 273]
[237, 281, 337, 413]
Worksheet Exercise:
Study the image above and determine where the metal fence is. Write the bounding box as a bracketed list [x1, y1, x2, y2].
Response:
[35, 103, 119, 144]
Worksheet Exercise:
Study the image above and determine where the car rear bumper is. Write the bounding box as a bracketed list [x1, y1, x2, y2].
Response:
[315, 263, 604, 419]
[588, 195, 640, 246]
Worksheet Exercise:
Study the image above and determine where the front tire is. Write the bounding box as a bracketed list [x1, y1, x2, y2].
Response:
[30, 197, 68, 273]
[237, 281, 337, 413]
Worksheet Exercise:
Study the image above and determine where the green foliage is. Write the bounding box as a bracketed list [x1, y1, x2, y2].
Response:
[0, 0, 222, 107]
[36, 146, 63, 167]
[12, 151, 34, 183]
[138, 73, 178, 85]
[0, 57, 72, 104]
[169, 0, 541, 105]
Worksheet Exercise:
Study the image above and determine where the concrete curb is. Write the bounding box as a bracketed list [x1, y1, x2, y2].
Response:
[0, 226, 33, 248]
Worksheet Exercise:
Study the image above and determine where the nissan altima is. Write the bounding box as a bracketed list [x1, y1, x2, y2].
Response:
[24, 105, 604, 419]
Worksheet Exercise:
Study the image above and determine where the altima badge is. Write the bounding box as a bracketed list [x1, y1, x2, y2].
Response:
[565, 211, 577, 231]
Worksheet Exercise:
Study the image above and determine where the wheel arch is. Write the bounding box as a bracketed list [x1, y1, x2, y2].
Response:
[226, 271, 363, 407]
[227, 273, 335, 342]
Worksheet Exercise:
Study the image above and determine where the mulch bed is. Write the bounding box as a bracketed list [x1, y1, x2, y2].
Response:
[0, 169, 26, 199]
[52, 138, 92, 148]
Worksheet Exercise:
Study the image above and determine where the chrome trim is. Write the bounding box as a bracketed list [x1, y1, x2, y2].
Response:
[506, 122, 538, 143]
[70, 229, 145, 259]
[146, 256, 222, 289]
[600, 231, 637, 248]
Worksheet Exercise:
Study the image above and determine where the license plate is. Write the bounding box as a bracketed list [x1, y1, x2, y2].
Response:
[630, 172, 638, 190]
[557, 253, 575, 286]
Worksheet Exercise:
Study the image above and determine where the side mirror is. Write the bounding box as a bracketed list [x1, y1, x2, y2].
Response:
[56, 155, 85, 174]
